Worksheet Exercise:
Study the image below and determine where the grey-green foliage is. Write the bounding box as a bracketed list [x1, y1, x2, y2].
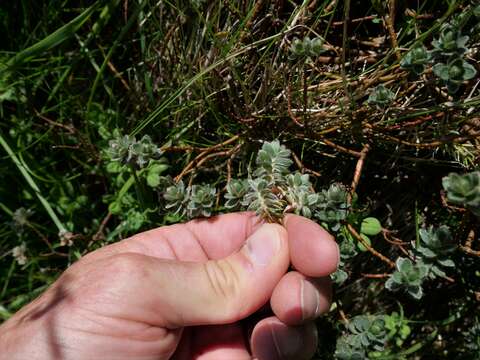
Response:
[335, 315, 387, 359]
[225, 140, 349, 223]
[229, 140, 319, 221]
[400, 45, 431, 75]
[188, 184, 216, 218]
[400, 23, 477, 93]
[331, 235, 358, 285]
[242, 178, 285, 222]
[416, 226, 456, 279]
[162, 140, 348, 223]
[433, 57, 477, 93]
[335, 337, 365, 360]
[432, 27, 469, 56]
[163, 180, 189, 216]
[368, 84, 395, 108]
[253, 140, 293, 184]
[224, 179, 249, 210]
[385, 258, 428, 300]
[11, 207, 33, 235]
[442, 171, 480, 216]
[107, 133, 163, 168]
[284, 173, 319, 218]
[164, 181, 216, 219]
[315, 184, 349, 231]
[289, 36, 326, 59]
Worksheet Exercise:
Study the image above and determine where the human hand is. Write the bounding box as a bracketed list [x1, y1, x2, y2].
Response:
[0, 212, 339, 359]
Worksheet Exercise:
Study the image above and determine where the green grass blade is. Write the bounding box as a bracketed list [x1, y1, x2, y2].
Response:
[0, 132, 66, 233]
[7, 2, 100, 67]
[131, 30, 288, 136]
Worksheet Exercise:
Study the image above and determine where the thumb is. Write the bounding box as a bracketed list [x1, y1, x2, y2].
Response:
[97, 223, 289, 328]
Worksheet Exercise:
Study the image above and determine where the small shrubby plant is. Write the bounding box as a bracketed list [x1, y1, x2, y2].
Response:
[335, 315, 387, 359]
[385, 258, 428, 300]
[400, 45, 431, 75]
[401, 21, 477, 93]
[107, 133, 163, 169]
[433, 57, 477, 93]
[289, 36, 326, 59]
[415, 226, 456, 279]
[442, 171, 480, 216]
[161, 140, 349, 224]
[368, 84, 395, 108]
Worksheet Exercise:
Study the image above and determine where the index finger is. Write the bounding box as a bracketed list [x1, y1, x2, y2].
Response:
[81, 212, 339, 277]
[284, 214, 339, 277]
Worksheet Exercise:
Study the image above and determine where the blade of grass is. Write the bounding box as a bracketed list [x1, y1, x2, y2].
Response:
[0, 132, 66, 233]
[7, 2, 100, 67]
[131, 29, 291, 135]
[86, 1, 148, 132]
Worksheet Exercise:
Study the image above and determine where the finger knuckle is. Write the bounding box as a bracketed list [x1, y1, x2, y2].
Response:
[104, 253, 145, 280]
[202, 259, 241, 309]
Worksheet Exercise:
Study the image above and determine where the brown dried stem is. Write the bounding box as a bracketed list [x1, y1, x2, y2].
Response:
[347, 223, 395, 268]
[174, 135, 241, 182]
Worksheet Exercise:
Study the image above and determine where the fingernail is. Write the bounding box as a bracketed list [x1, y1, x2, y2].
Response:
[252, 319, 305, 360]
[301, 280, 320, 321]
[246, 224, 280, 266]
[271, 323, 303, 357]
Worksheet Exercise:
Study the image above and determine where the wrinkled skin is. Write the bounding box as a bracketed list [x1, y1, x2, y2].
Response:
[0, 212, 339, 360]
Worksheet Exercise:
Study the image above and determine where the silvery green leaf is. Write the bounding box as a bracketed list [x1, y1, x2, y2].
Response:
[437, 258, 455, 267]
[225, 179, 249, 209]
[408, 285, 423, 300]
[243, 177, 284, 221]
[187, 184, 216, 218]
[164, 180, 189, 216]
[391, 271, 403, 283]
[463, 62, 477, 80]
[254, 140, 293, 184]
[430, 265, 447, 278]
[397, 257, 413, 273]
[385, 277, 399, 291]
[433, 63, 450, 80]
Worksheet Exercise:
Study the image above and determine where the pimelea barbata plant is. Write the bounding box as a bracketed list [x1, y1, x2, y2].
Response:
[315, 184, 349, 231]
[187, 184, 217, 218]
[163, 181, 216, 219]
[415, 225, 456, 279]
[400, 45, 431, 75]
[431, 26, 469, 57]
[224, 179, 249, 210]
[227, 140, 345, 223]
[385, 257, 428, 300]
[162, 140, 349, 224]
[107, 133, 163, 168]
[442, 171, 480, 216]
[335, 315, 387, 359]
[368, 84, 395, 108]
[432, 57, 477, 93]
[289, 36, 326, 59]
[331, 237, 358, 284]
